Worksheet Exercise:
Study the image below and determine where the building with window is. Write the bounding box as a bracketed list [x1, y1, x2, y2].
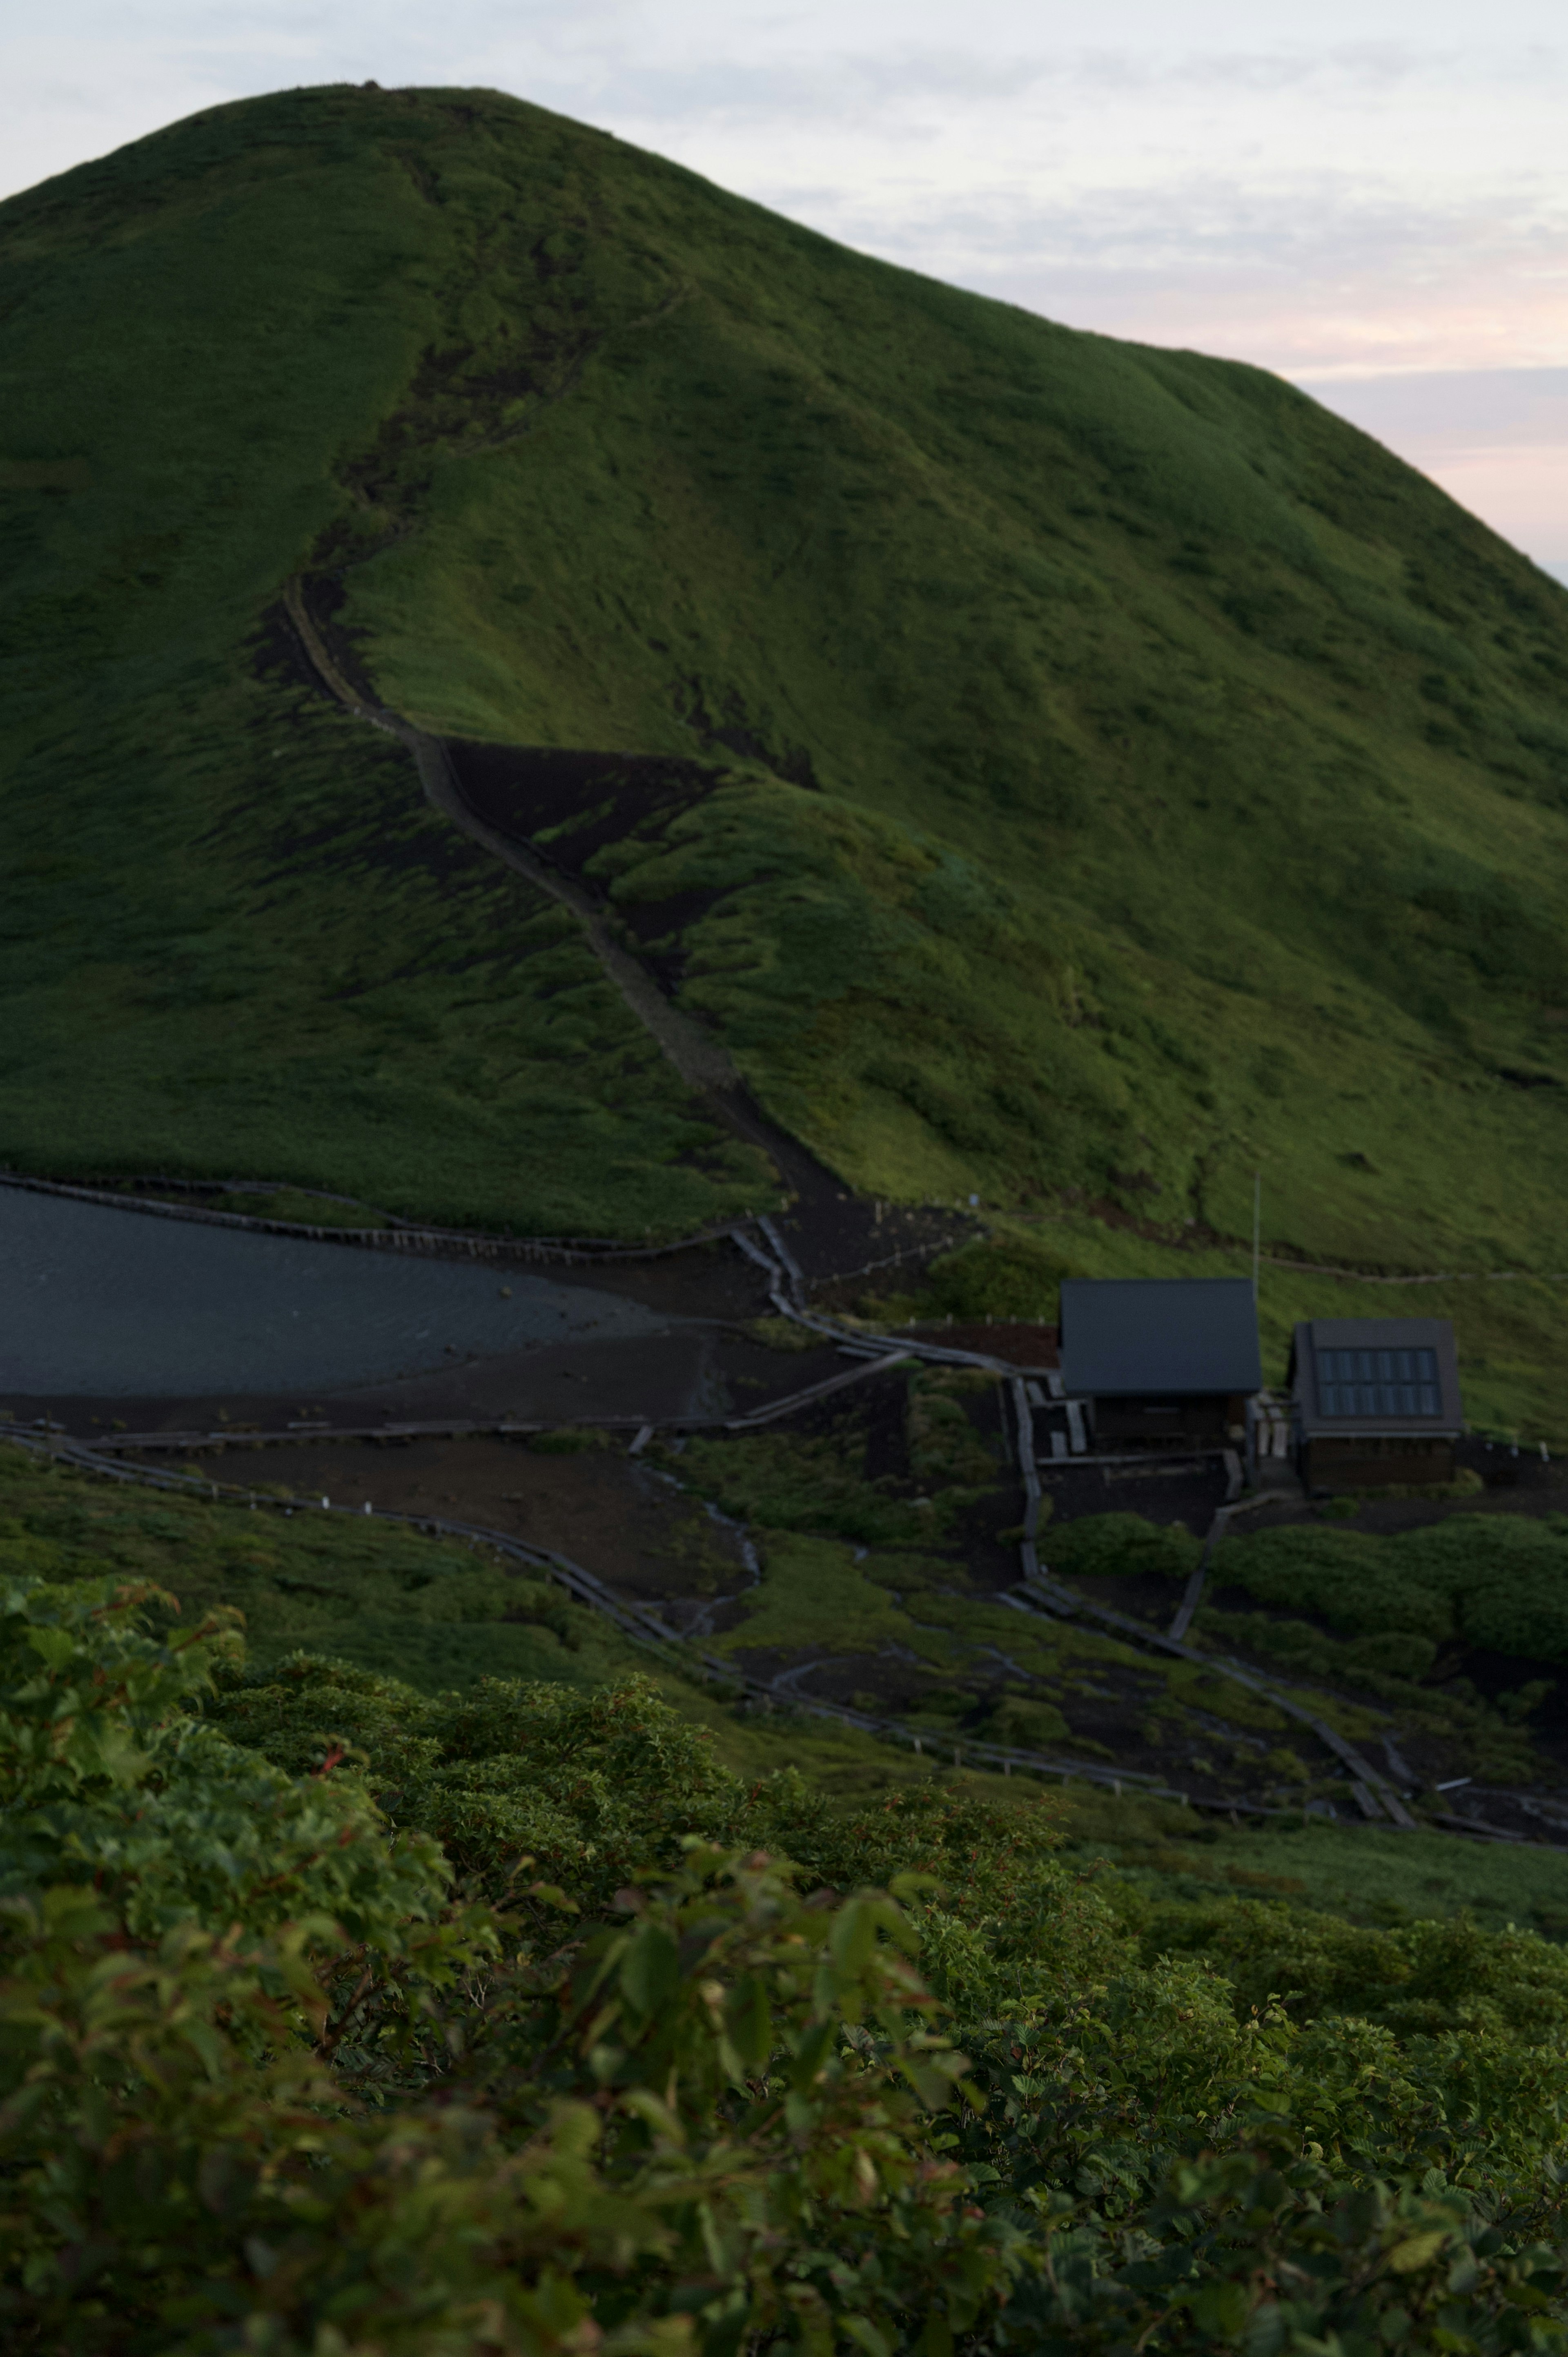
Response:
[1058, 1277, 1261, 1447]
[1288, 1317, 1463, 1489]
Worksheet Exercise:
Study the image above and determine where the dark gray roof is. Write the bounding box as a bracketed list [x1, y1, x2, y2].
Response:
[1059, 1278, 1261, 1397]
[1289, 1318, 1463, 1436]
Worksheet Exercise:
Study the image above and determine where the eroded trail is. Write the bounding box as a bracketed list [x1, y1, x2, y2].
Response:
[279, 575, 970, 1287]
[282, 578, 739, 1093]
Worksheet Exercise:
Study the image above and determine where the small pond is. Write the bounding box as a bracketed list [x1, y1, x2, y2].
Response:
[0, 1185, 679, 1396]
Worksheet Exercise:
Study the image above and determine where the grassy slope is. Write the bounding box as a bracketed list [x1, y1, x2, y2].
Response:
[324, 90, 1568, 1269]
[665, 1403, 1557, 1795]
[0, 96, 771, 1233]
[7, 1436, 1568, 1942]
[4, 81, 1568, 1277]
[0, 1441, 649, 1696]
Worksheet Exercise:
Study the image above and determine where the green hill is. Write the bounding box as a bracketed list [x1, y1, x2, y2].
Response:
[4, 84, 1568, 1350]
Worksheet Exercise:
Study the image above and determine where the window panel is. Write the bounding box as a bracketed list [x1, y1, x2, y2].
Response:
[1314, 1345, 1444, 1420]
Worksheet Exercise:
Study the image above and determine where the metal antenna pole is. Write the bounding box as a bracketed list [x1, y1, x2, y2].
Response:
[1252, 1171, 1261, 1302]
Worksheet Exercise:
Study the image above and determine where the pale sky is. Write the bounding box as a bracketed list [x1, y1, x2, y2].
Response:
[5, 1, 1568, 578]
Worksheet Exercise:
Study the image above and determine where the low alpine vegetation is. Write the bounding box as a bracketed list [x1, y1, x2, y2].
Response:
[3, 1572, 1568, 2351]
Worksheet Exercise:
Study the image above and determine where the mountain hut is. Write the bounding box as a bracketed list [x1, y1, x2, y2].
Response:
[1058, 1277, 1261, 1448]
[1289, 1318, 1463, 1489]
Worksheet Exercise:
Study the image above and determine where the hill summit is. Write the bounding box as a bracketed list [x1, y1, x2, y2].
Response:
[3, 81, 1568, 1278]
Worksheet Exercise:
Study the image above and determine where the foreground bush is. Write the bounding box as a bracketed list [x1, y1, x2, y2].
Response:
[0, 1860, 1014, 2355]
[1, 1577, 1566, 2352]
[1218, 1514, 1568, 1664]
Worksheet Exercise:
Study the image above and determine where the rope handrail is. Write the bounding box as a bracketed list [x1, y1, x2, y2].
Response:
[0, 1168, 751, 1266]
[0, 1421, 1204, 1806]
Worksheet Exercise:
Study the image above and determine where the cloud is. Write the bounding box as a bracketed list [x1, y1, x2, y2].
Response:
[762, 165, 1568, 279]
[515, 35, 1559, 132]
[708, 162, 1568, 377]
[6, 2, 1568, 558]
[1297, 369, 1568, 556]
[1295, 366, 1568, 438]
[545, 30, 1568, 156]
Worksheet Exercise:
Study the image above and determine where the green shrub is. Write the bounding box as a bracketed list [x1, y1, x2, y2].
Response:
[1218, 1514, 1568, 1662]
[0, 1576, 448, 1949]
[1214, 1523, 1454, 1639]
[919, 1238, 1070, 1322]
[1410, 1515, 1568, 1659]
[3, 1575, 1568, 2351]
[1049, 1511, 1203, 1584]
[984, 1691, 1073, 1750]
[677, 1426, 922, 1547]
[0, 1860, 1010, 2357]
[906, 1367, 1002, 1490]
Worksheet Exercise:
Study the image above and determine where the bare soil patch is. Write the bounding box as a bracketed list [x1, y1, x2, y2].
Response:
[203, 1432, 748, 1605]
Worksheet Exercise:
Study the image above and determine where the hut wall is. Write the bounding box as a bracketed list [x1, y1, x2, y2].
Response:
[1303, 1434, 1456, 1490]
[1093, 1391, 1233, 1443]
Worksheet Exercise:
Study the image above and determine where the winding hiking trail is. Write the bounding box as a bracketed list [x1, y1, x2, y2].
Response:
[283, 578, 738, 1094]
[279, 574, 969, 1289]
[6, 586, 1553, 1840]
[4, 1205, 1554, 1844]
[7, 1349, 1549, 1843]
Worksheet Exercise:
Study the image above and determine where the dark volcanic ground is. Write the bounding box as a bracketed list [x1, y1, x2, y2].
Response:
[78, 1362, 1566, 1846]
[7, 1154, 1567, 1848]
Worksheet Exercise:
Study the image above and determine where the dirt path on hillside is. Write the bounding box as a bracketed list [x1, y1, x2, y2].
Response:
[409, 731, 739, 1090]
[282, 578, 739, 1093]
[278, 575, 971, 1288]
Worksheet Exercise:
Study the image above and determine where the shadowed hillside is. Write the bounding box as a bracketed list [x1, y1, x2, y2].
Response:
[4, 80, 1568, 1280]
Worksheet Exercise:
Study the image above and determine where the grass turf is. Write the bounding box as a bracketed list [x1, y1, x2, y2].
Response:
[4, 1434, 1567, 1938]
[662, 1394, 1555, 1795]
[1058, 1796, 1568, 1944]
[5, 82, 1568, 1376]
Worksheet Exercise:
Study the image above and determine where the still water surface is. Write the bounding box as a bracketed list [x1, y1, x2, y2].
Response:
[0, 1186, 677, 1396]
